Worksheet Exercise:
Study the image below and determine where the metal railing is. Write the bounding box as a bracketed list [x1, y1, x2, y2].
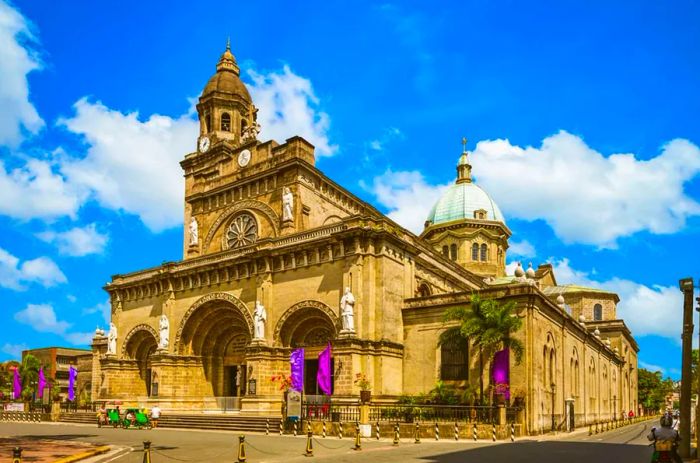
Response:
[301, 403, 360, 423]
[368, 404, 508, 424]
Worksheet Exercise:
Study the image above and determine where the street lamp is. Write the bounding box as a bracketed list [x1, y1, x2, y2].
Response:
[551, 382, 556, 431]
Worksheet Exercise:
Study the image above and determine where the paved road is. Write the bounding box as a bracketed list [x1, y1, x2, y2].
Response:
[0, 420, 658, 463]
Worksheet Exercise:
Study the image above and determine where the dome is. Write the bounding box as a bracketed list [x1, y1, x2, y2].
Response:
[426, 181, 506, 225]
[201, 41, 251, 101]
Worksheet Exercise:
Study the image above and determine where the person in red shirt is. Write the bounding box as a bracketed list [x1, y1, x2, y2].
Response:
[628, 410, 634, 419]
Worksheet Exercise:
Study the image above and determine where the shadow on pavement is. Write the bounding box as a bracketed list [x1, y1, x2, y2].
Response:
[418, 441, 653, 463]
[14, 434, 97, 441]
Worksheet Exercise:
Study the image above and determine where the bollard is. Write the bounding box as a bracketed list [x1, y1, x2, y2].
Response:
[353, 422, 362, 451]
[435, 422, 439, 441]
[12, 447, 22, 463]
[339, 421, 343, 439]
[393, 423, 400, 446]
[454, 422, 459, 441]
[473, 422, 477, 441]
[375, 422, 380, 440]
[304, 431, 314, 457]
[266, 418, 270, 435]
[415, 422, 421, 444]
[510, 423, 515, 442]
[142, 441, 152, 463]
[322, 420, 326, 438]
[492, 423, 496, 442]
[594, 422, 599, 434]
[307, 421, 311, 434]
[294, 420, 298, 437]
[237, 435, 247, 463]
[280, 420, 283, 436]
[588, 424, 592, 436]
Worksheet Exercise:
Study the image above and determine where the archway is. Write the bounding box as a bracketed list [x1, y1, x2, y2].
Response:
[176, 294, 254, 397]
[123, 325, 158, 396]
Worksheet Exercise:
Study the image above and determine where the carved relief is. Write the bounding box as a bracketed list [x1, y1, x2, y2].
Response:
[273, 300, 341, 345]
[203, 200, 280, 253]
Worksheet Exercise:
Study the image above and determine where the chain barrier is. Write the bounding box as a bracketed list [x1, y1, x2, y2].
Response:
[312, 436, 352, 450]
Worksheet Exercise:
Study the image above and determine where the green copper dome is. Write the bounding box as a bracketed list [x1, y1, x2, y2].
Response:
[426, 182, 506, 225]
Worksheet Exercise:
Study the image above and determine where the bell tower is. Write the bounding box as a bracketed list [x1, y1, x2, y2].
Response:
[195, 39, 259, 153]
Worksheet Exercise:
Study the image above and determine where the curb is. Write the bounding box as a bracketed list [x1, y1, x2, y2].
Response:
[53, 445, 111, 463]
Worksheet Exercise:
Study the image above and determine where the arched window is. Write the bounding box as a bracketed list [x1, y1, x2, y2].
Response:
[593, 304, 603, 321]
[480, 243, 488, 261]
[450, 244, 457, 261]
[220, 113, 231, 132]
[205, 113, 212, 133]
[472, 243, 479, 261]
[241, 118, 248, 135]
[549, 350, 555, 389]
[440, 336, 468, 380]
[442, 245, 449, 258]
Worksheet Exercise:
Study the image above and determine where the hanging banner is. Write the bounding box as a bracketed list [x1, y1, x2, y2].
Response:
[68, 366, 77, 401]
[290, 348, 305, 393]
[38, 367, 46, 399]
[492, 348, 510, 400]
[13, 368, 21, 400]
[317, 343, 332, 395]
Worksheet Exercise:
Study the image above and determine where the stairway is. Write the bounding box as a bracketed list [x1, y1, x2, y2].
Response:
[59, 412, 281, 433]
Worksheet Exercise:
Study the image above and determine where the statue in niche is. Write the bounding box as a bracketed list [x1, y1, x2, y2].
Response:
[107, 322, 118, 355]
[282, 187, 294, 222]
[158, 314, 170, 350]
[189, 217, 199, 246]
[253, 301, 267, 340]
[340, 287, 355, 333]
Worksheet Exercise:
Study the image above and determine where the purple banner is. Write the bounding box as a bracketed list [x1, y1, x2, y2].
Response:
[290, 348, 305, 393]
[317, 343, 332, 395]
[492, 348, 510, 400]
[38, 367, 46, 399]
[68, 366, 77, 401]
[13, 368, 21, 400]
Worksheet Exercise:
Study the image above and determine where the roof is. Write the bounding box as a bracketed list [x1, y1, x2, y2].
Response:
[541, 284, 619, 298]
[426, 181, 506, 225]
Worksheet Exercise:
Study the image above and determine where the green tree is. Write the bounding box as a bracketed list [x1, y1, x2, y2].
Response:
[438, 294, 524, 403]
[638, 368, 674, 413]
[19, 354, 41, 400]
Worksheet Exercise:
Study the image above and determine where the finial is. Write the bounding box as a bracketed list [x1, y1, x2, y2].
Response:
[226, 36, 231, 51]
[462, 137, 467, 153]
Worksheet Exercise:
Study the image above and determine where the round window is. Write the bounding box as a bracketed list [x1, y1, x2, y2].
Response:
[226, 213, 258, 248]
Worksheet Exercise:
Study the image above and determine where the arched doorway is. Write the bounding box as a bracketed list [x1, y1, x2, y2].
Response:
[123, 325, 158, 396]
[176, 294, 253, 397]
[276, 301, 338, 395]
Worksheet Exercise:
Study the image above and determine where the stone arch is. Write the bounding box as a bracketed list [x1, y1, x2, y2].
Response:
[203, 200, 280, 252]
[174, 292, 254, 354]
[274, 300, 340, 347]
[121, 324, 158, 358]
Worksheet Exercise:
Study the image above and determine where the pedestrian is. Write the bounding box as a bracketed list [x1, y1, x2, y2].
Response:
[672, 411, 680, 432]
[628, 410, 634, 419]
[647, 412, 682, 463]
[150, 404, 161, 429]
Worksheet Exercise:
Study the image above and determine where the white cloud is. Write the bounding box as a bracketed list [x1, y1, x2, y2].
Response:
[369, 169, 450, 234]
[247, 65, 336, 157]
[509, 240, 536, 258]
[0, 247, 67, 290]
[0, 0, 43, 146]
[14, 303, 92, 346]
[82, 300, 110, 324]
[58, 98, 198, 232]
[0, 158, 84, 220]
[1, 342, 27, 359]
[37, 223, 109, 256]
[551, 258, 684, 341]
[369, 127, 403, 152]
[639, 361, 665, 374]
[471, 132, 700, 247]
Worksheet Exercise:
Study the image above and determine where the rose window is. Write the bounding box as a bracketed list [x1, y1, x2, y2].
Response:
[226, 214, 258, 248]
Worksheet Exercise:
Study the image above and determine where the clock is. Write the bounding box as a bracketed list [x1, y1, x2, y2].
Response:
[238, 149, 251, 167]
[198, 136, 210, 153]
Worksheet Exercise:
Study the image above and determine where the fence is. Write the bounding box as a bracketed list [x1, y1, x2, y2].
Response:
[301, 403, 360, 422]
[59, 402, 97, 413]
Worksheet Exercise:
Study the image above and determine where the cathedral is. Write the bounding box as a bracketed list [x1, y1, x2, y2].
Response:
[91, 43, 639, 434]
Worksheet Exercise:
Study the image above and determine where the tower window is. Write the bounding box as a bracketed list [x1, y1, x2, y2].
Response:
[205, 114, 211, 133]
[221, 113, 231, 132]
[241, 118, 248, 135]
[480, 243, 488, 261]
[440, 336, 468, 381]
[450, 244, 457, 261]
[442, 245, 449, 258]
[472, 243, 479, 261]
[593, 303, 603, 321]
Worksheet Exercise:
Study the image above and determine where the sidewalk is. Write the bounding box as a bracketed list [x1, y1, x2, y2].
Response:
[0, 436, 109, 462]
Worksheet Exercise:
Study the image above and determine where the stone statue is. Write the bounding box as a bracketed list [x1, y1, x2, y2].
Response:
[282, 187, 294, 222]
[189, 217, 199, 246]
[107, 322, 118, 355]
[158, 314, 170, 350]
[340, 287, 355, 332]
[253, 301, 267, 339]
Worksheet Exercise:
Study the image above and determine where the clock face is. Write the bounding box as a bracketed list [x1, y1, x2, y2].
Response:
[238, 149, 251, 167]
[198, 136, 210, 153]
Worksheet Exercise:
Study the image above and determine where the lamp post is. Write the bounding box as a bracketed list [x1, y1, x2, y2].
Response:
[696, 281, 700, 455]
[551, 382, 556, 432]
[679, 277, 694, 458]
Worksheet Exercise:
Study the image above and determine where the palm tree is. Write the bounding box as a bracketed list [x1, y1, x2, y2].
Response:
[438, 294, 524, 403]
[19, 354, 41, 401]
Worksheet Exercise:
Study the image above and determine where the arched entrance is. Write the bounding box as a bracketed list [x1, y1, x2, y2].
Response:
[276, 301, 339, 395]
[176, 294, 253, 397]
[123, 325, 158, 396]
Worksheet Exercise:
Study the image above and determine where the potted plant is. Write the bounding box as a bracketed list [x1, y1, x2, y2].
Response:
[354, 373, 371, 403]
[493, 383, 509, 405]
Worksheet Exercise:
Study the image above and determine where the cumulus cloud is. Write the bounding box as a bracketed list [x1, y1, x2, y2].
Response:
[471, 132, 700, 247]
[81, 300, 110, 324]
[508, 240, 536, 258]
[638, 361, 665, 374]
[247, 65, 336, 156]
[37, 223, 109, 256]
[14, 303, 92, 346]
[0, 159, 84, 220]
[369, 169, 450, 233]
[0, 0, 43, 146]
[0, 247, 66, 290]
[368, 127, 403, 152]
[551, 258, 684, 341]
[1, 342, 27, 359]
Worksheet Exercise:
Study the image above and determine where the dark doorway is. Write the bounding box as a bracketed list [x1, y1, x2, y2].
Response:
[146, 368, 152, 396]
[225, 365, 246, 397]
[304, 359, 334, 395]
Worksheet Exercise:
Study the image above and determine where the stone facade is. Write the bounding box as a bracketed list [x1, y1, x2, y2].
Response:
[93, 44, 638, 434]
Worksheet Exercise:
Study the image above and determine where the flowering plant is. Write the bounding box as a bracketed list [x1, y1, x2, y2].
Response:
[354, 373, 371, 391]
[494, 383, 510, 395]
[270, 374, 294, 391]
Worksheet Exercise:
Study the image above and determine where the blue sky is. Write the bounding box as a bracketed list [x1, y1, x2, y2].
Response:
[1, 0, 698, 379]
